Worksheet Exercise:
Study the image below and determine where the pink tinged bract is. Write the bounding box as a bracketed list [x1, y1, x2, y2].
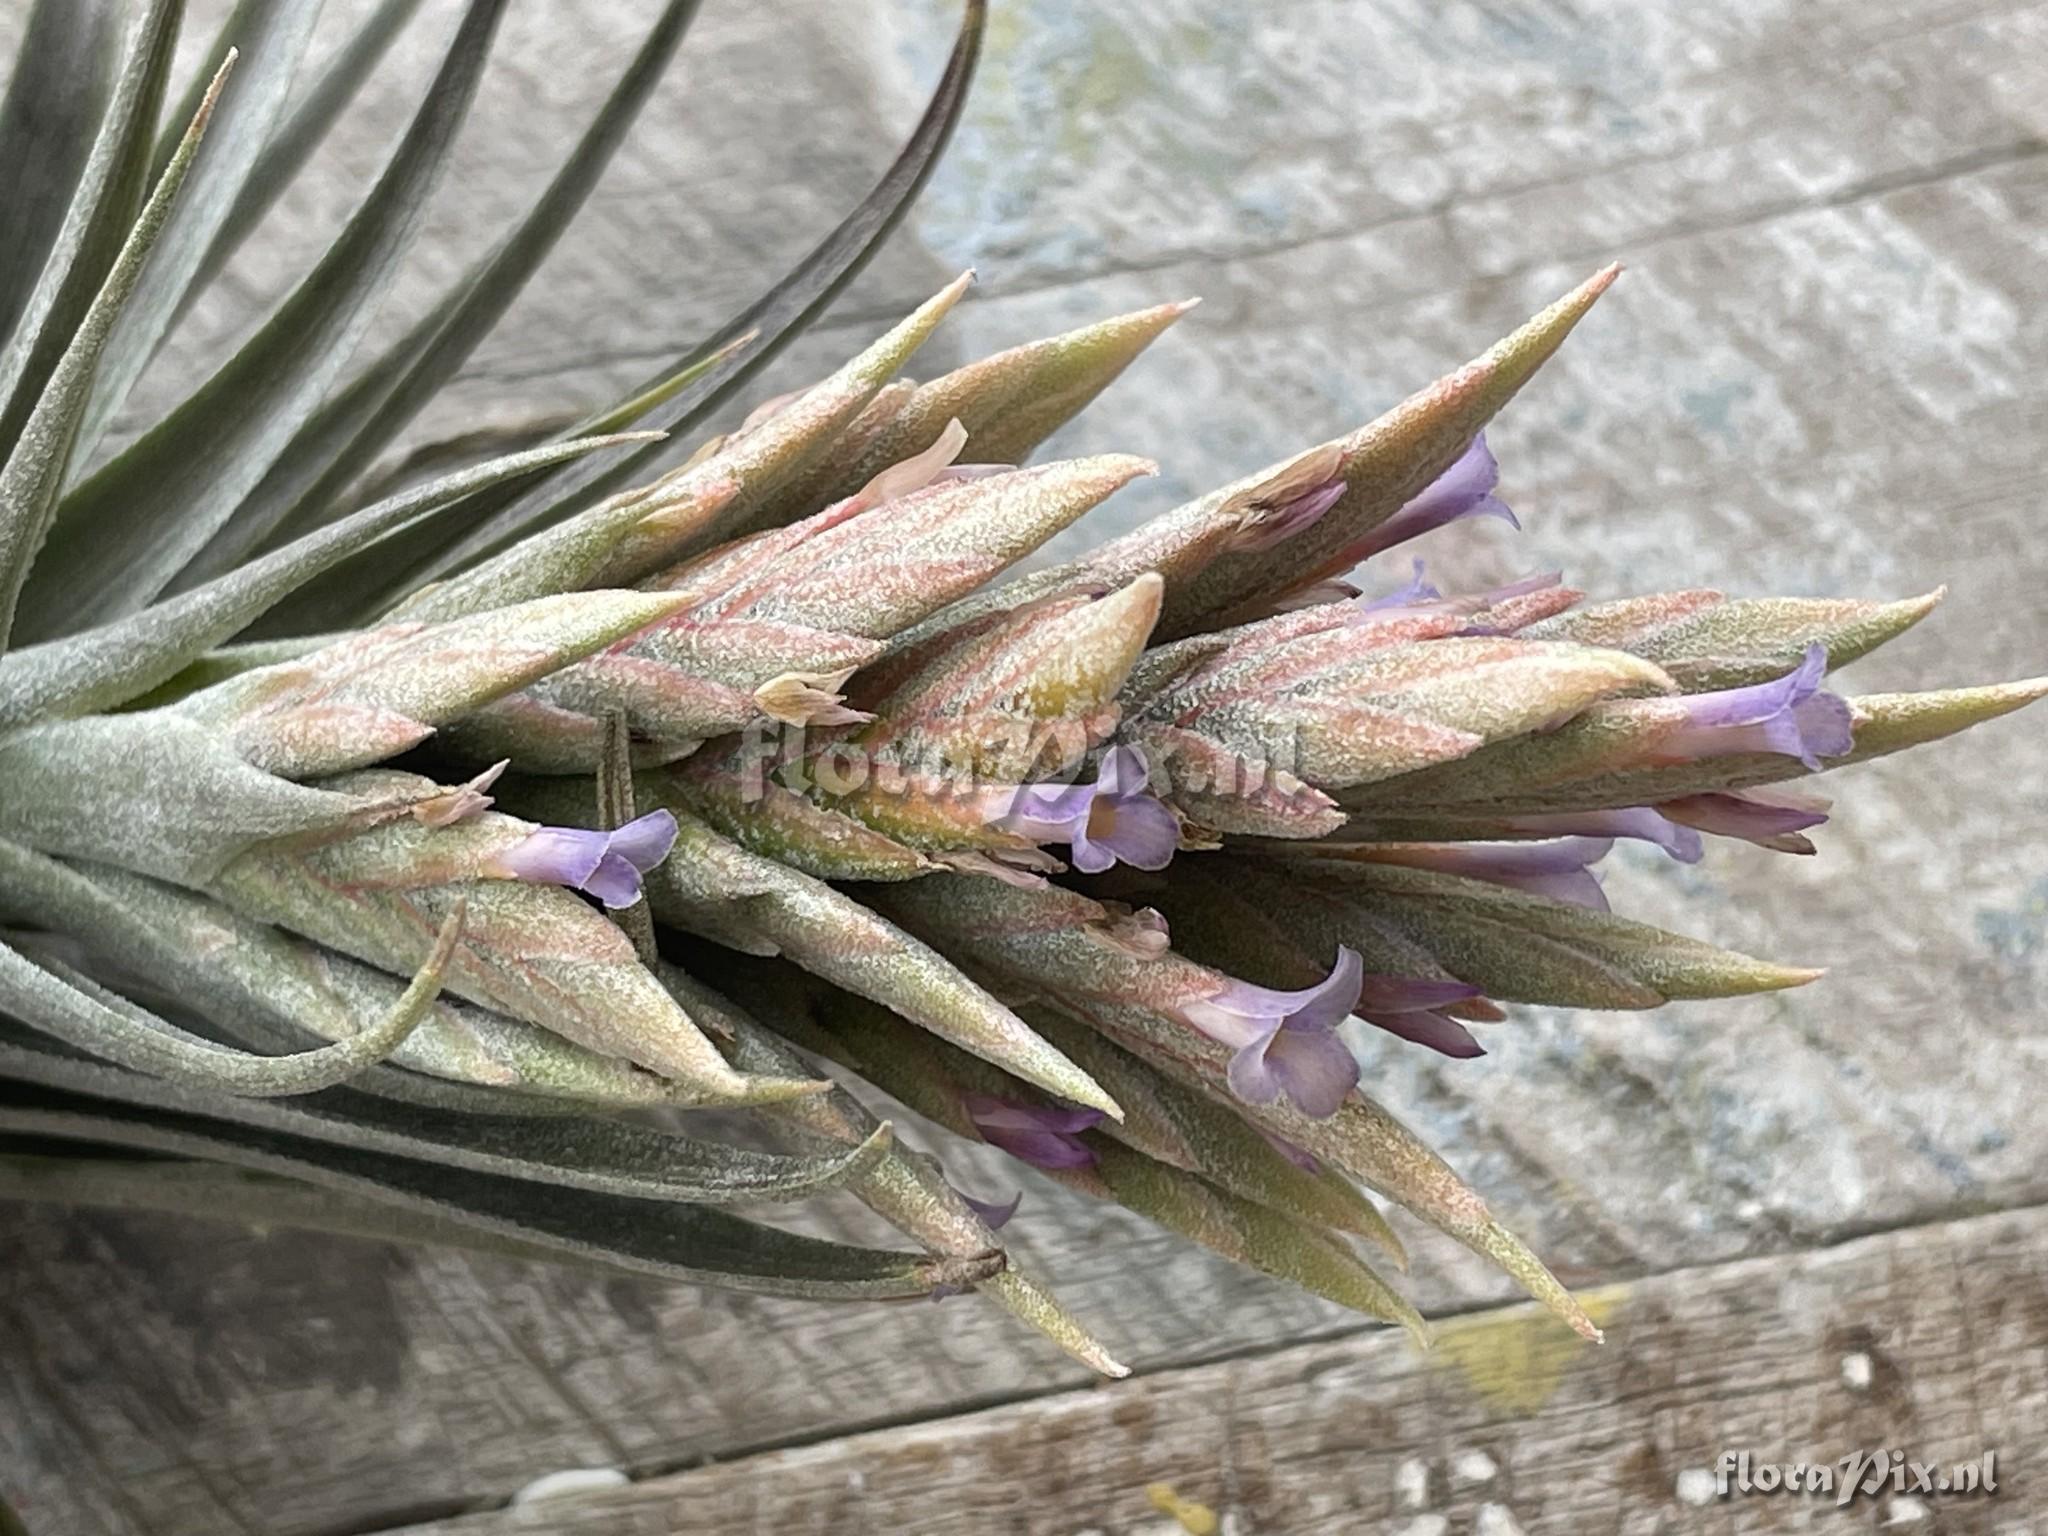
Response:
[995, 745, 1180, 873]
[486, 809, 679, 909]
[963, 1093, 1105, 1171]
[1180, 946, 1365, 1119]
[1657, 644, 1853, 771]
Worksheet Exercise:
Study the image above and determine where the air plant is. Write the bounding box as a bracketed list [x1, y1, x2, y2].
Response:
[0, 0, 2039, 1380]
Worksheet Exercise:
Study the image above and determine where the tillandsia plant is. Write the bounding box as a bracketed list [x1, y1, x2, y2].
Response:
[0, 0, 2040, 1380]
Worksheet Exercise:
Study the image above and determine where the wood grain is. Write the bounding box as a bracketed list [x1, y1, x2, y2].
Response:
[375, 1204, 2048, 1536]
[2, 1, 2046, 1533]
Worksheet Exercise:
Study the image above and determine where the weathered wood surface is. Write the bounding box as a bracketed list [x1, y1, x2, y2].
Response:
[379, 1204, 2048, 1536]
[3, 1, 2047, 1533]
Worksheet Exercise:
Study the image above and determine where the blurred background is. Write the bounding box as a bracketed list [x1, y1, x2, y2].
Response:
[3, 1, 2045, 1532]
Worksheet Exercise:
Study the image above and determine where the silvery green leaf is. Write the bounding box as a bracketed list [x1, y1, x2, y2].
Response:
[0, 0, 122, 342]
[773, 972, 1420, 1340]
[218, 0, 702, 574]
[183, 0, 426, 302]
[0, 1150, 608, 1269]
[0, 842, 675, 1108]
[0, 1029, 887, 1204]
[23, 0, 509, 637]
[1346, 676, 2048, 815]
[210, 778, 828, 1106]
[1159, 267, 1622, 633]
[666, 964, 1127, 1376]
[0, 712, 380, 885]
[183, 588, 691, 779]
[506, 780, 1118, 1119]
[0, 0, 180, 462]
[0, 31, 216, 650]
[0, 901, 460, 1095]
[1087, 1138, 1426, 1344]
[0, 433, 657, 725]
[1523, 589, 1946, 690]
[0, 1091, 978, 1300]
[815, 301, 1197, 497]
[1074, 996, 1601, 1342]
[75, 0, 326, 462]
[401, 0, 989, 589]
[1022, 1003, 1406, 1262]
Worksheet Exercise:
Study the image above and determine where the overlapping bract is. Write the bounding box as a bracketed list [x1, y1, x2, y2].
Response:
[0, 1, 2040, 1371]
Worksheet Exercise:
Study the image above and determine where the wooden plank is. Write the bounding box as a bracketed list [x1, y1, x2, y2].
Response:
[371, 1204, 2048, 1536]
[4, 1, 2048, 1534]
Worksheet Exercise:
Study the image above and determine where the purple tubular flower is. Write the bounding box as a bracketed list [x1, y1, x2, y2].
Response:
[486, 809, 679, 909]
[1371, 837, 1615, 910]
[1179, 947, 1365, 1119]
[1656, 644, 1853, 771]
[1352, 434, 1518, 562]
[1489, 807, 1704, 863]
[1658, 787, 1832, 854]
[1360, 558, 1444, 612]
[960, 1189, 1023, 1230]
[1354, 975, 1489, 1058]
[995, 745, 1180, 874]
[963, 1093, 1105, 1171]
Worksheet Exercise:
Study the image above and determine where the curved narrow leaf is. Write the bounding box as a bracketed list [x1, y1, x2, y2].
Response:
[0, 433, 657, 724]
[22, 0, 510, 638]
[675, 963, 1127, 1375]
[75, 0, 327, 463]
[0, 841, 678, 1109]
[229, 0, 704, 572]
[0, 0, 123, 342]
[0, 1092, 977, 1299]
[0, 1031, 889, 1204]
[0, 901, 462, 1095]
[0, 0, 181, 462]
[0, 54, 231, 651]
[0, 1151, 644, 1269]
[388, 0, 990, 599]
[182, 0, 427, 306]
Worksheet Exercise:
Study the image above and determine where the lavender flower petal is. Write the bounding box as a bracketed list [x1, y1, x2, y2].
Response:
[488, 826, 610, 889]
[1361, 1006, 1486, 1058]
[994, 746, 1180, 873]
[1492, 807, 1705, 863]
[1183, 948, 1367, 1118]
[961, 1190, 1023, 1230]
[964, 1093, 1105, 1171]
[486, 812, 678, 908]
[1659, 644, 1853, 771]
[1370, 838, 1614, 910]
[605, 809, 680, 871]
[1076, 793, 1180, 873]
[1659, 787, 1831, 853]
[581, 852, 646, 910]
[1353, 434, 1518, 560]
[1360, 558, 1443, 612]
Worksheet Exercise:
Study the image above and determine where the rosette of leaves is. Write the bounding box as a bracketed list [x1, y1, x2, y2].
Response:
[0, 0, 2039, 1376]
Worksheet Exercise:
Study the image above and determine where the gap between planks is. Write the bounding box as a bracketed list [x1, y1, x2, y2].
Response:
[367, 1200, 2048, 1536]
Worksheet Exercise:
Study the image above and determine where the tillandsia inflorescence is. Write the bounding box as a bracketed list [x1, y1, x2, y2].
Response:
[0, 0, 2041, 1376]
